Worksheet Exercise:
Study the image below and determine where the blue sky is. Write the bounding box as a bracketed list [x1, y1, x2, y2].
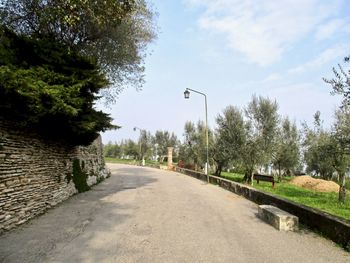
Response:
[100, 0, 350, 144]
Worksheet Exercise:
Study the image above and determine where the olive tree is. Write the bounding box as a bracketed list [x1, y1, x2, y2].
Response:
[331, 106, 350, 202]
[179, 121, 213, 171]
[242, 96, 279, 184]
[272, 117, 300, 179]
[302, 116, 335, 180]
[152, 130, 179, 159]
[213, 106, 245, 176]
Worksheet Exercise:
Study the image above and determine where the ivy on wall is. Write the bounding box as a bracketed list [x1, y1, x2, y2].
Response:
[72, 159, 90, 193]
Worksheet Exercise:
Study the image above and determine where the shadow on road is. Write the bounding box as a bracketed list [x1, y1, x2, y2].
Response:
[0, 166, 158, 263]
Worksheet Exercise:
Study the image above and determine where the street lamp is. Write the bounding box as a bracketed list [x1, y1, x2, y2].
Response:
[183, 88, 210, 182]
[133, 126, 145, 166]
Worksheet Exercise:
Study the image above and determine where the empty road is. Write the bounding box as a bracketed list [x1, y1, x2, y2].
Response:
[0, 164, 349, 262]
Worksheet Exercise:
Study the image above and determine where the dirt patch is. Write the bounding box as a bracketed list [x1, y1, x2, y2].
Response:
[290, 176, 340, 193]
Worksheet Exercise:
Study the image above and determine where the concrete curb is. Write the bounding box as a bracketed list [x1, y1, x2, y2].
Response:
[175, 167, 350, 248]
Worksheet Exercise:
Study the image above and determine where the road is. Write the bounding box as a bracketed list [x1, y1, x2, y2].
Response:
[0, 164, 349, 263]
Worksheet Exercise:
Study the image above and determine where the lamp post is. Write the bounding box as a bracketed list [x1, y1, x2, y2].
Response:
[184, 88, 209, 183]
[133, 127, 145, 166]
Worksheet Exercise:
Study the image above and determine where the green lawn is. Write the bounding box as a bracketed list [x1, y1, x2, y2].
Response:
[104, 157, 167, 166]
[219, 172, 350, 222]
[105, 157, 138, 165]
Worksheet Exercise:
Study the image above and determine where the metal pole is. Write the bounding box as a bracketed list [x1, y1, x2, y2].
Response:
[204, 95, 209, 183]
[185, 88, 210, 183]
[134, 127, 144, 166]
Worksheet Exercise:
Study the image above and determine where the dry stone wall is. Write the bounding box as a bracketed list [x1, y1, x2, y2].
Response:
[0, 121, 109, 233]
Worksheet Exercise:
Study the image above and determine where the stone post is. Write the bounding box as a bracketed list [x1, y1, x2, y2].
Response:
[167, 147, 173, 170]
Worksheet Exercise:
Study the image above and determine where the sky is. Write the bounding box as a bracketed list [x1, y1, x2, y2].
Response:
[100, 0, 350, 144]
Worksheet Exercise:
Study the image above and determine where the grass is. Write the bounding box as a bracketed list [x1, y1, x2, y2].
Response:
[105, 157, 138, 165]
[104, 157, 169, 166]
[218, 172, 350, 222]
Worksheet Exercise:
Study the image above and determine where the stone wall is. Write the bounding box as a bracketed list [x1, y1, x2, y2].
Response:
[0, 121, 109, 233]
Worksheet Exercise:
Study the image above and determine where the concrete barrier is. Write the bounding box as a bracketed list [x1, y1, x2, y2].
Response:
[175, 167, 350, 248]
[258, 205, 298, 231]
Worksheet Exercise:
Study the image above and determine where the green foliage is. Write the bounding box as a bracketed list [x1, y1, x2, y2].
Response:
[323, 63, 350, 107]
[0, 0, 157, 101]
[105, 157, 138, 165]
[213, 106, 245, 176]
[124, 139, 140, 159]
[0, 27, 117, 145]
[331, 106, 350, 202]
[303, 109, 350, 203]
[242, 95, 279, 183]
[138, 130, 153, 160]
[72, 159, 90, 193]
[272, 117, 300, 177]
[104, 142, 122, 158]
[152, 130, 179, 156]
[303, 129, 334, 179]
[178, 121, 214, 170]
[104, 129, 180, 162]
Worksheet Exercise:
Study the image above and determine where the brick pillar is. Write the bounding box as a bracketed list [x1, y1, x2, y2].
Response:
[167, 147, 173, 170]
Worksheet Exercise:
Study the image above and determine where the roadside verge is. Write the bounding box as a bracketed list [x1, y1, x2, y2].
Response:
[175, 167, 350, 249]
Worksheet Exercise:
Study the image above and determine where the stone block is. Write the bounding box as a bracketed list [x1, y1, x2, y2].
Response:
[258, 205, 298, 231]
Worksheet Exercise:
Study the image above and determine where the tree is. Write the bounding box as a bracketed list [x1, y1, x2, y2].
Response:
[0, 0, 157, 100]
[0, 0, 157, 144]
[213, 106, 245, 176]
[331, 106, 350, 202]
[179, 121, 213, 171]
[179, 121, 198, 168]
[104, 142, 121, 158]
[0, 28, 117, 145]
[140, 130, 153, 160]
[323, 62, 350, 107]
[152, 130, 179, 159]
[302, 108, 350, 202]
[303, 112, 335, 180]
[272, 117, 300, 179]
[123, 139, 139, 159]
[242, 95, 279, 184]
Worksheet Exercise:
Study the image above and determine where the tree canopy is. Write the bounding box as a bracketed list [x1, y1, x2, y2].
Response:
[323, 61, 350, 107]
[213, 106, 245, 176]
[272, 117, 300, 179]
[242, 95, 279, 183]
[0, 27, 117, 145]
[0, 1, 156, 145]
[0, 0, 157, 101]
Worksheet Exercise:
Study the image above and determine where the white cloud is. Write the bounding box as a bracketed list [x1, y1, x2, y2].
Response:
[288, 44, 347, 74]
[185, 0, 344, 66]
[315, 18, 349, 40]
[266, 82, 341, 128]
[262, 73, 281, 83]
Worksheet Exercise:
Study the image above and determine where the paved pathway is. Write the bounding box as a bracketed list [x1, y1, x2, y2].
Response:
[0, 164, 349, 262]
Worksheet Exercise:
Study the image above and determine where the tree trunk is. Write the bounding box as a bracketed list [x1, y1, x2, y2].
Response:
[218, 164, 222, 176]
[278, 163, 282, 182]
[243, 169, 254, 185]
[338, 172, 346, 203]
[250, 170, 254, 186]
[215, 163, 222, 176]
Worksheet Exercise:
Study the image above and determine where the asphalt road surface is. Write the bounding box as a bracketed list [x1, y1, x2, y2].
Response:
[0, 164, 349, 263]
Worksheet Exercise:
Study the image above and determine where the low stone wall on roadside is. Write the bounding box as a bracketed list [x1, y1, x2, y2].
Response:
[175, 167, 350, 248]
[0, 121, 109, 233]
